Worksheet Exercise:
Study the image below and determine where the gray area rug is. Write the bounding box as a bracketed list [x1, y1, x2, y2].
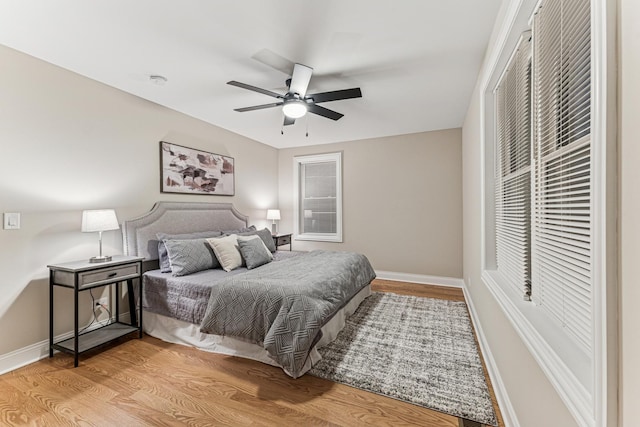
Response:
[309, 292, 498, 426]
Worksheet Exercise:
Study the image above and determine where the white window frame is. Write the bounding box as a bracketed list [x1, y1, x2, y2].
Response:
[478, 0, 617, 426]
[293, 152, 343, 243]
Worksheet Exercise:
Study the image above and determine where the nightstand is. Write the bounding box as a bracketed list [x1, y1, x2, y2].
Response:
[273, 233, 292, 251]
[47, 255, 144, 367]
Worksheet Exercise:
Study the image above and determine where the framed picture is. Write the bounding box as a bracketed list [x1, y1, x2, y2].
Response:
[160, 141, 235, 196]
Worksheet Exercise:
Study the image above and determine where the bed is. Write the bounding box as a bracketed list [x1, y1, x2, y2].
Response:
[122, 201, 376, 378]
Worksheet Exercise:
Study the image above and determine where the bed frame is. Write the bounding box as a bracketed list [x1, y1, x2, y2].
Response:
[122, 201, 248, 271]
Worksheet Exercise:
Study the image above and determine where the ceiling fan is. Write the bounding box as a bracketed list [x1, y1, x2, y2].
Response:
[227, 63, 362, 126]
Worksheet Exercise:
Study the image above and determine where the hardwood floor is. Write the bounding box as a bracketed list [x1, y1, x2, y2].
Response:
[0, 280, 504, 426]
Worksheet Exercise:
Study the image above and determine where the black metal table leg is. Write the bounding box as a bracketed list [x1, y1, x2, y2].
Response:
[138, 276, 143, 338]
[49, 270, 54, 358]
[127, 279, 137, 327]
[73, 277, 79, 367]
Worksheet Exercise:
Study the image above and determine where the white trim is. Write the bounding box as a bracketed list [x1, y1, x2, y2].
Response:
[463, 281, 520, 427]
[0, 338, 51, 375]
[481, 271, 593, 426]
[294, 233, 342, 243]
[374, 270, 464, 288]
[0, 313, 130, 375]
[590, 0, 618, 424]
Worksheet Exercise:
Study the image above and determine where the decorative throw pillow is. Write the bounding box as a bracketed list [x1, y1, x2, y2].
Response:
[233, 227, 277, 253]
[157, 230, 222, 272]
[206, 234, 243, 272]
[163, 238, 218, 277]
[255, 228, 277, 253]
[237, 235, 273, 269]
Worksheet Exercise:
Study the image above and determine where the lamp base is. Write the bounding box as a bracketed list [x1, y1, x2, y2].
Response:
[271, 223, 277, 234]
[89, 255, 112, 263]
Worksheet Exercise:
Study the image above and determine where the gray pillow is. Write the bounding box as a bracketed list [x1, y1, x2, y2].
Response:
[221, 225, 256, 235]
[232, 228, 276, 253]
[157, 230, 222, 272]
[255, 228, 277, 253]
[163, 238, 219, 276]
[237, 236, 273, 270]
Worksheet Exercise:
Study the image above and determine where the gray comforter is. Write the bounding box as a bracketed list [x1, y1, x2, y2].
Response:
[199, 250, 376, 378]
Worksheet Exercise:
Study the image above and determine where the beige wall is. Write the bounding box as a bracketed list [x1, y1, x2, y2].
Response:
[618, 0, 639, 423]
[278, 129, 462, 278]
[0, 45, 278, 357]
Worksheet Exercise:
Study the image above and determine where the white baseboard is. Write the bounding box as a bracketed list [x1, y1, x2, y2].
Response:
[462, 283, 519, 427]
[0, 337, 52, 375]
[375, 270, 465, 288]
[0, 312, 131, 375]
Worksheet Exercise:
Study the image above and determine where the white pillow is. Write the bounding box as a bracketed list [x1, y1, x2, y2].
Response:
[206, 234, 242, 272]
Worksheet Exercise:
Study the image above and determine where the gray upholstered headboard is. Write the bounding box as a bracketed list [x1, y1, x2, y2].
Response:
[122, 202, 248, 270]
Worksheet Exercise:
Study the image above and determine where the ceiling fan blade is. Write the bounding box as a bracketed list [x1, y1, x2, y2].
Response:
[227, 81, 283, 99]
[288, 64, 313, 97]
[308, 88, 362, 104]
[251, 49, 296, 76]
[234, 102, 283, 112]
[308, 104, 344, 121]
[283, 116, 296, 126]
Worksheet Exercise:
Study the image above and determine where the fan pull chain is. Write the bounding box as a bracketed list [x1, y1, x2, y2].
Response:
[306, 115, 309, 137]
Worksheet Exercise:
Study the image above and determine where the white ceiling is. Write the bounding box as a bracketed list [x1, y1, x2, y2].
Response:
[0, 0, 501, 149]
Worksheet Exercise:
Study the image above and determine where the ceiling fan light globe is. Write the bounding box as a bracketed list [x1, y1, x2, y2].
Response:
[282, 101, 307, 119]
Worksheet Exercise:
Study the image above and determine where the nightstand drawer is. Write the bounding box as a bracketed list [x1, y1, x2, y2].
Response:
[78, 264, 140, 289]
[53, 263, 140, 289]
[277, 235, 291, 246]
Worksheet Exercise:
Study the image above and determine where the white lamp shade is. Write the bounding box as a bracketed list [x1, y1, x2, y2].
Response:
[266, 209, 281, 221]
[81, 209, 119, 232]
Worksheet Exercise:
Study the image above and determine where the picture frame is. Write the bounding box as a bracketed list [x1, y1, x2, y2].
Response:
[160, 141, 235, 196]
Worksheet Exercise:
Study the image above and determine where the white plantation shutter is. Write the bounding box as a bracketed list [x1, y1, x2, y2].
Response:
[495, 33, 532, 300]
[531, 0, 592, 352]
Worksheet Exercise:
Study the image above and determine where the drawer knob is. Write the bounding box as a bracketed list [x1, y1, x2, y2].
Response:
[108, 272, 118, 278]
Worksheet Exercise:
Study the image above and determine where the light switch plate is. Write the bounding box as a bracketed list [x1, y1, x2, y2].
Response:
[3, 212, 21, 230]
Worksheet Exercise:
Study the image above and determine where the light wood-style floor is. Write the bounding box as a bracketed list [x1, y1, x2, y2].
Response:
[0, 280, 504, 426]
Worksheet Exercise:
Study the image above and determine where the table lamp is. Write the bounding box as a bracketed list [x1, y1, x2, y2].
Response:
[82, 209, 119, 263]
[266, 209, 281, 234]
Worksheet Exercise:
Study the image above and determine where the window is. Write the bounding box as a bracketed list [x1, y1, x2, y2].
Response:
[293, 152, 342, 242]
[531, 0, 593, 353]
[494, 0, 592, 353]
[482, 0, 616, 425]
[495, 32, 532, 301]
[494, 0, 591, 348]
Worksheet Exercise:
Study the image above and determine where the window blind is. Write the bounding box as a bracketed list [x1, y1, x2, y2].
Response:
[300, 161, 338, 234]
[495, 33, 532, 300]
[531, 0, 592, 353]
